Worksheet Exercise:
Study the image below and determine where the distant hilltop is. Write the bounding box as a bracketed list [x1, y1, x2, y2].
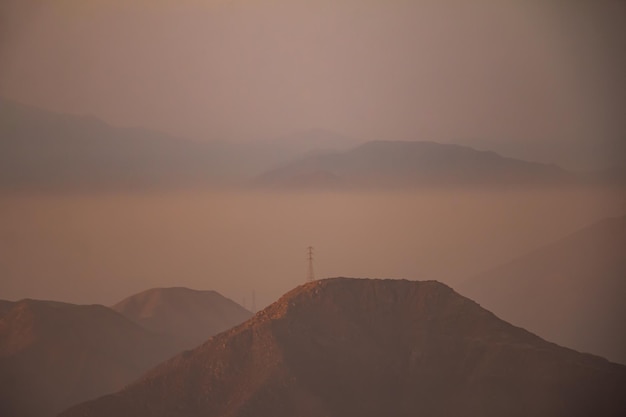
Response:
[0, 287, 251, 417]
[254, 140, 576, 189]
[112, 287, 252, 351]
[2, 97, 623, 191]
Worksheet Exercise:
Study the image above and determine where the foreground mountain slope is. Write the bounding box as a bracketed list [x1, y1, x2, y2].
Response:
[0, 299, 177, 417]
[255, 140, 571, 189]
[459, 215, 626, 364]
[112, 287, 252, 351]
[60, 278, 626, 417]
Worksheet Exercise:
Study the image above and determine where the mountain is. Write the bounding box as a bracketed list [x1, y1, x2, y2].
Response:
[59, 278, 626, 417]
[0, 299, 177, 417]
[112, 287, 252, 351]
[254, 140, 572, 189]
[0, 97, 229, 190]
[459, 215, 626, 364]
[585, 164, 626, 187]
[0, 98, 360, 189]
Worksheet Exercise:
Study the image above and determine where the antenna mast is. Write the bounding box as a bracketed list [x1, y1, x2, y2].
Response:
[307, 246, 315, 282]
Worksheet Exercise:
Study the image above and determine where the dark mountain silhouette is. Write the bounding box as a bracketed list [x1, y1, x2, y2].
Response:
[255, 140, 572, 189]
[60, 278, 626, 417]
[0, 299, 177, 417]
[459, 215, 626, 364]
[112, 287, 252, 351]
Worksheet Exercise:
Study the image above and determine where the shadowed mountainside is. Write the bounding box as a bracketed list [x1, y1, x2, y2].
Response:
[112, 287, 252, 351]
[459, 215, 626, 364]
[0, 299, 177, 417]
[60, 278, 626, 417]
[254, 140, 573, 189]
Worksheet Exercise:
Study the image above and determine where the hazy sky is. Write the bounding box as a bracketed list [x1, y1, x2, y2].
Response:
[1, 1, 625, 168]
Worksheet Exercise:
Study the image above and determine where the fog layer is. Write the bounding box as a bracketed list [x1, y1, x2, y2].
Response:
[1, 188, 624, 308]
[1, 1, 625, 169]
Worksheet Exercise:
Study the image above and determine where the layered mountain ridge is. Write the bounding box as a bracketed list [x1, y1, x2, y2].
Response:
[59, 278, 626, 417]
[254, 140, 573, 189]
[0, 287, 251, 417]
[0, 299, 174, 417]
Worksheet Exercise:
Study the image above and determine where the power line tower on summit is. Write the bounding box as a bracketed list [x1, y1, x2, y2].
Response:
[307, 246, 315, 282]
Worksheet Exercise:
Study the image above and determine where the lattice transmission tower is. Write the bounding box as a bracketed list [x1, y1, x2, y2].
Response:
[307, 246, 315, 282]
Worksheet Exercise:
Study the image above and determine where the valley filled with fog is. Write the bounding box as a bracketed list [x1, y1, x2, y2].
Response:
[2, 187, 623, 309]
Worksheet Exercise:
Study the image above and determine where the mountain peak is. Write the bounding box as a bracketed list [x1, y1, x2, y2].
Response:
[60, 277, 626, 417]
[255, 140, 570, 190]
[112, 287, 252, 351]
[256, 277, 457, 320]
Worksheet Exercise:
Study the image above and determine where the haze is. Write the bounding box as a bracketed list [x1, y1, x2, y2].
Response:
[2, 0, 625, 169]
[0, 188, 623, 309]
[0, 0, 625, 334]
[2, 4, 626, 415]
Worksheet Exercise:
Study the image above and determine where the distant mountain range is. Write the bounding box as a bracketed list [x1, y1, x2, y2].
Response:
[3, 97, 623, 191]
[0, 288, 250, 417]
[253, 140, 575, 189]
[0, 98, 218, 189]
[59, 278, 626, 417]
[112, 287, 252, 352]
[459, 215, 626, 364]
[0, 98, 354, 190]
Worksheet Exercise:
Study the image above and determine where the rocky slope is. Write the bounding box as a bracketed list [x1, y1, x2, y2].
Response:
[60, 278, 626, 417]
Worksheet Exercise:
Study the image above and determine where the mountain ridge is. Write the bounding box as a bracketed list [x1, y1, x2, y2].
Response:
[112, 287, 253, 351]
[0, 298, 176, 417]
[254, 140, 573, 189]
[458, 214, 626, 364]
[0, 98, 362, 189]
[59, 278, 626, 417]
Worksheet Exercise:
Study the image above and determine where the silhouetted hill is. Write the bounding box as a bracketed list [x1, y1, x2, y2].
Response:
[255, 140, 572, 189]
[0, 299, 177, 417]
[60, 278, 626, 417]
[459, 215, 626, 364]
[112, 287, 252, 351]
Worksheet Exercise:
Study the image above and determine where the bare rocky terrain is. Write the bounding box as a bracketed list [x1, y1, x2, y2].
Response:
[59, 278, 626, 417]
